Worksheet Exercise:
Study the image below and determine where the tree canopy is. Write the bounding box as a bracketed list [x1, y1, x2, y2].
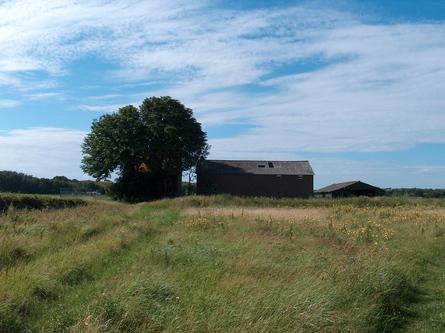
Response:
[81, 96, 209, 199]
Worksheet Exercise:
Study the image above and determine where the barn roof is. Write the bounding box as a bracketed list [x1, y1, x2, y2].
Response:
[316, 181, 382, 193]
[198, 160, 314, 175]
[316, 181, 359, 193]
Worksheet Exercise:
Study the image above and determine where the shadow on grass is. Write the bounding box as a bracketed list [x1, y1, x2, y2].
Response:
[371, 276, 424, 333]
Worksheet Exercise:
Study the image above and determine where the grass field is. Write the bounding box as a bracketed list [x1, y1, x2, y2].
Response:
[0, 195, 444, 332]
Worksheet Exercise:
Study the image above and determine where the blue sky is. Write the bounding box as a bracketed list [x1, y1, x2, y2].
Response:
[1, 0, 445, 188]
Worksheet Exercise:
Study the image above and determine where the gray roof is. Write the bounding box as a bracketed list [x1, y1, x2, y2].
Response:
[316, 181, 359, 193]
[198, 160, 314, 175]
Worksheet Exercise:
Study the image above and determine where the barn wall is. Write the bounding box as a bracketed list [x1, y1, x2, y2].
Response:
[331, 184, 385, 197]
[331, 189, 384, 198]
[197, 173, 313, 198]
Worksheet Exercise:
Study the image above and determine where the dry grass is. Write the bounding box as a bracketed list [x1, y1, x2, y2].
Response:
[183, 206, 327, 220]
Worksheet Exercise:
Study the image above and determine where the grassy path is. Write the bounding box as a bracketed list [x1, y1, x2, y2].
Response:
[0, 202, 152, 332]
[30, 207, 179, 332]
[405, 246, 445, 332]
[31, 232, 159, 331]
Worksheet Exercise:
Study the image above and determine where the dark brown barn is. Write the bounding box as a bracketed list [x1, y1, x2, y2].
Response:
[316, 181, 385, 198]
[196, 160, 314, 198]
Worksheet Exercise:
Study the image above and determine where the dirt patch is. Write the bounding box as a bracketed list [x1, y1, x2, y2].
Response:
[182, 207, 328, 222]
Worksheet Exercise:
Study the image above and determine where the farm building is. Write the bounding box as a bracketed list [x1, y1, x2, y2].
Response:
[196, 160, 314, 198]
[316, 181, 385, 198]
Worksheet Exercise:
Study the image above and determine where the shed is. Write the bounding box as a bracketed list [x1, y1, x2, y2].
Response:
[196, 160, 314, 198]
[316, 181, 385, 198]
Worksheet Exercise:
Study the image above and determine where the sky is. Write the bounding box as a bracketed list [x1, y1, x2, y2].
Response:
[1, 0, 445, 189]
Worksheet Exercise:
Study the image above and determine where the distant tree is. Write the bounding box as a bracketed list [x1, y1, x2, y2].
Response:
[52, 176, 70, 182]
[184, 166, 197, 195]
[81, 96, 209, 200]
[386, 188, 445, 198]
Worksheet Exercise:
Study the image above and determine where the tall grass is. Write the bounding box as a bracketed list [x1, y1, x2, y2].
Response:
[0, 196, 444, 332]
[153, 194, 445, 209]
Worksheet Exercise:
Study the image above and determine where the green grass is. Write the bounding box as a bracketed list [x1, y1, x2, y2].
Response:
[0, 195, 444, 332]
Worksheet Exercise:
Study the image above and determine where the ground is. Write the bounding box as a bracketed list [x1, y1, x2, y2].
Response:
[0, 195, 444, 332]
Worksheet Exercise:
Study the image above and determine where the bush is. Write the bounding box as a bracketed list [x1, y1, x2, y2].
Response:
[0, 193, 86, 213]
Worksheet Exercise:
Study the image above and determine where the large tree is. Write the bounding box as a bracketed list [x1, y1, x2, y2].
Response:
[81, 96, 209, 199]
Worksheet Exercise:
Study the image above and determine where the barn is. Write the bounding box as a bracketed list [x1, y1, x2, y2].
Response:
[316, 181, 385, 198]
[196, 160, 314, 198]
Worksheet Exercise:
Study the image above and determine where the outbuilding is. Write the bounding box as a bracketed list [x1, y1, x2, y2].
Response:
[316, 181, 385, 198]
[196, 160, 314, 198]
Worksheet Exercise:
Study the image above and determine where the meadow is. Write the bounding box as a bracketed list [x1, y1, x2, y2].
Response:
[0, 195, 444, 332]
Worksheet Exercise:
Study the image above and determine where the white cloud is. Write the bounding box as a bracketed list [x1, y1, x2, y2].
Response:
[0, 0, 444, 160]
[0, 127, 87, 179]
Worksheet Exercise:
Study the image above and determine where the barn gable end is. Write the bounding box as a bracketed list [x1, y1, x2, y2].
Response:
[316, 181, 385, 197]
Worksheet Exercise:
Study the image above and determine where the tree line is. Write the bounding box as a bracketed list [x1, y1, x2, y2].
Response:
[0, 171, 108, 195]
[386, 188, 445, 198]
[2, 169, 444, 198]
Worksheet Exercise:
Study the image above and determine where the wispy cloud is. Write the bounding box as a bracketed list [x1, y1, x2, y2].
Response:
[79, 103, 134, 113]
[25, 92, 64, 101]
[200, 22, 445, 154]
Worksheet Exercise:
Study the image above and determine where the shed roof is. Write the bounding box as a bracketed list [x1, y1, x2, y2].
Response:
[198, 160, 314, 175]
[316, 181, 383, 193]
